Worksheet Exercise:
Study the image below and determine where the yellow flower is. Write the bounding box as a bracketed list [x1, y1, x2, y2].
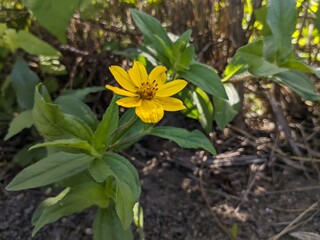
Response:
[106, 61, 188, 123]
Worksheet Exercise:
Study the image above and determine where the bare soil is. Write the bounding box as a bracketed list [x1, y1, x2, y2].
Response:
[1, 100, 320, 240]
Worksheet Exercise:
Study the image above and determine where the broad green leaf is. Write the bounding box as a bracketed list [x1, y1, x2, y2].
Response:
[179, 62, 227, 99]
[279, 54, 320, 78]
[33, 84, 94, 141]
[274, 71, 320, 101]
[30, 139, 101, 158]
[89, 159, 114, 183]
[237, 40, 288, 76]
[13, 143, 47, 167]
[103, 152, 141, 229]
[6, 152, 94, 191]
[32, 182, 108, 236]
[266, 0, 296, 61]
[177, 45, 195, 71]
[192, 87, 214, 133]
[18, 31, 60, 56]
[103, 152, 140, 203]
[22, 0, 79, 43]
[149, 126, 216, 155]
[254, 6, 271, 36]
[93, 207, 133, 240]
[5, 110, 34, 140]
[115, 181, 134, 230]
[55, 96, 98, 130]
[93, 96, 119, 153]
[213, 83, 241, 130]
[130, 9, 172, 47]
[9, 59, 40, 109]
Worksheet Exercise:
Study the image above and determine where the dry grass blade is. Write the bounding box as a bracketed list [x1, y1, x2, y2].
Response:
[290, 231, 320, 240]
[269, 202, 320, 240]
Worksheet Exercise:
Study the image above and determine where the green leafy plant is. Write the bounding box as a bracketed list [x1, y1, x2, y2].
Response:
[129, 9, 228, 133]
[221, 0, 320, 129]
[6, 60, 217, 239]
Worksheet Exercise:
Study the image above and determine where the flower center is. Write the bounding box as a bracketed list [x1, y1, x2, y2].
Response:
[139, 80, 158, 100]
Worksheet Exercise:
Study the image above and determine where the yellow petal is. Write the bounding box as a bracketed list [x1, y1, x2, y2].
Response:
[116, 97, 142, 108]
[135, 100, 164, 123]
[109, 66, 138, 92]
[154, 97, 186, 111]
[149, 66, 167, 85]
[106, 85, 138, 97]
[156, 79, 188, 97]
[128, 61, 148, 86]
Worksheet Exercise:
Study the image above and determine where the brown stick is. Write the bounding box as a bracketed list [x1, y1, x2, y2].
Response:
[267, 90, 302, 157]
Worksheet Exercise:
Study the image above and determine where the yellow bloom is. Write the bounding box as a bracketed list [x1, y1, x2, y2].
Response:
[106, 61, 188, 123]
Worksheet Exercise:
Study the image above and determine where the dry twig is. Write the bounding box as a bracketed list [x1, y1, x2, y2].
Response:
[269, 201, 320, 240]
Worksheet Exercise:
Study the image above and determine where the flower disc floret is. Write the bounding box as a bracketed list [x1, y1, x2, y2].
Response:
[106, 61, 188, 123]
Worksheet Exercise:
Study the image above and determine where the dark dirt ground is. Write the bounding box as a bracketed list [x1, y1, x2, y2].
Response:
[1, 92, 320, 240]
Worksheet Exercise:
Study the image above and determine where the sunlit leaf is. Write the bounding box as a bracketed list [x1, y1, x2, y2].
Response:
[213, 83, 241, 130]
[179, 62, 227, 99]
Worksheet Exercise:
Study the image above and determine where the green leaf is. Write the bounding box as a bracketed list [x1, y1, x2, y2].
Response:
[279, 53, 320, 78]
[130, 8, 172, 47]
[2, 28, 19, 52]
[191, 87, 214, 133]
[21, 0, 79, 43]
[149, 126, 216, 155]
[18, 31, 60, 56]
[93, 207, 133, 240]
[110, 110, 150, 151]
[33, 84, 94, 141]
[55, 96, 99, 130]
[5, 110, 34, 140]
[13, 143, 47, 167]
[32, 182, 108, 236]
[93, 96, 119, 153]
[237, 40, 288, 76]
[254, 6, 271, 36]
[103, 152, 141, 229]
[172, 30, 194, 71]
[274, 71, 320, 101]
[180, 88, 200, 120]
[89, 159, 114, 183]
[213, 83, 241, 130]
[266, 0, 296, 61]
[30, 139, 101, 158]
[179, 62, 227, 99]
[6, 152, 94, 191]
[9, 59, 40, 109]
